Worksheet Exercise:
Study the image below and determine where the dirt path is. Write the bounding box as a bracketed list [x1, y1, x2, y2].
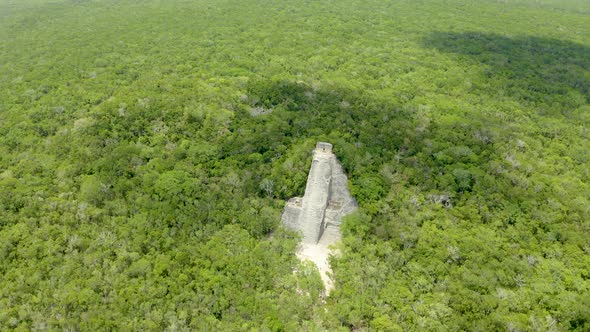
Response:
[297, 241, 337, 292]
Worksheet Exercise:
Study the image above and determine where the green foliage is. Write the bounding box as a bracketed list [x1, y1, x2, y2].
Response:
[1, 0, 589, 330]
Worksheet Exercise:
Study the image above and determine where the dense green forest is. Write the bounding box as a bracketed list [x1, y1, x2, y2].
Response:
[1, 0, 589, 330]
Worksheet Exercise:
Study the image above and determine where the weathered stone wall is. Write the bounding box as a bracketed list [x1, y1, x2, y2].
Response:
[298, 145, 333, 244]
[281, 198, 302, 231]
[281, 142, 357, 291]
[282, 142, 354, 244]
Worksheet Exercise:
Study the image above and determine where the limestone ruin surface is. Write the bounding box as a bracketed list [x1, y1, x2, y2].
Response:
[281, 142, 357, 292]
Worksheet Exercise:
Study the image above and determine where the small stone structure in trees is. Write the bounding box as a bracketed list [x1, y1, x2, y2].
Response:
[281, 142, 357, 291]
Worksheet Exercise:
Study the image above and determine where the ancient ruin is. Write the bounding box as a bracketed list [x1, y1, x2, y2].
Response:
[282, 142, 357, 292]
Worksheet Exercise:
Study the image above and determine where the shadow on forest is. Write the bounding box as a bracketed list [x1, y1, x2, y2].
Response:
[221, 79, 503, 207]
[423, 32, 590, 106]
[222, 80, 414, 169]
[220, 79, 419, 203]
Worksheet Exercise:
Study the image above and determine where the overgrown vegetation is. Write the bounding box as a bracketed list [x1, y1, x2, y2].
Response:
[1, 0, 589, 330]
